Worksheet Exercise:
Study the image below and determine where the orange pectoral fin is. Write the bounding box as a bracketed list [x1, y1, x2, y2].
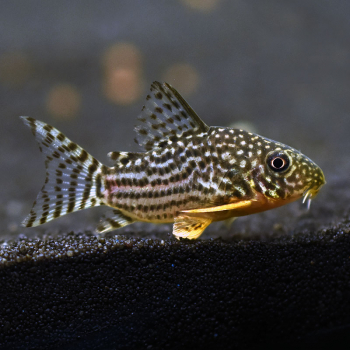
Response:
[182, 200, 254, 214]
[173, 214, 212, 240]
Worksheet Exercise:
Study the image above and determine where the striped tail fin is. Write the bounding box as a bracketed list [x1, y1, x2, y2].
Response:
[21, 117, 106, 227]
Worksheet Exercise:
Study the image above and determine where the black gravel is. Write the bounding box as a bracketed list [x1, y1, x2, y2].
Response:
[1, 225, 350, 349]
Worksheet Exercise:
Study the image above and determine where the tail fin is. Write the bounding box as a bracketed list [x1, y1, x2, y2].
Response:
[21, 117, 106, 227]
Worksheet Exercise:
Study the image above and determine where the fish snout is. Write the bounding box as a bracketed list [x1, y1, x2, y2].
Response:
[308, 168, 326, 199]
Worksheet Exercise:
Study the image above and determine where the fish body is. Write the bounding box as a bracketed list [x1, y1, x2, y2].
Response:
[21, 82, 325, 239]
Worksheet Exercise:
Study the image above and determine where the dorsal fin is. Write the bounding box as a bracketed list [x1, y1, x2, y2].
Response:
[134, 81, 209, 151]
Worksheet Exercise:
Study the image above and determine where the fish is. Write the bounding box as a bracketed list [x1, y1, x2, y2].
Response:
[20, 81, 326, 239]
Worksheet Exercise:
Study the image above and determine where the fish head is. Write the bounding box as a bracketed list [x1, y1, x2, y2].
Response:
[234, 130, 326, 209]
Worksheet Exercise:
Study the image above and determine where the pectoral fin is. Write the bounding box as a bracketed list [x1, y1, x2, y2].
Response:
[173, 214, 212, 240]
[224, 217, 237, 228]
[182, 200, 254, 214]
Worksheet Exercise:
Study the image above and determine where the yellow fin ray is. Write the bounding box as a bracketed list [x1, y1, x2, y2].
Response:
[182, 200, 254, 214]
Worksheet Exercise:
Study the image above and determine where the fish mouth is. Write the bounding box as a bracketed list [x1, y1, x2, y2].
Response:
[302, 187, 320, 210]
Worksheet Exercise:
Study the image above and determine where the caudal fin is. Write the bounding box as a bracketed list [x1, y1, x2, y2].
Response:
[21, 117, 106, 227]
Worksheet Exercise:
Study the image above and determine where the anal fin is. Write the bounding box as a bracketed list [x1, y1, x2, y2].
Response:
[96, 209, 135, 234]
[173, 214, 212, 240]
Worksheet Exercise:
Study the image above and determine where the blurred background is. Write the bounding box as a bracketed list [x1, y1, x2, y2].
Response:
[1, 0, 350, 240]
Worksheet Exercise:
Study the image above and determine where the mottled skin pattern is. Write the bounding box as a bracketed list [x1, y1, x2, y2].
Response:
[106, 128, 324, 221]
[21, 82, 325, 239]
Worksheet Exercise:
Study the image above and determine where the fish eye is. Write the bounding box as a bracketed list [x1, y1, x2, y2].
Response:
[267, 152, 290, 172]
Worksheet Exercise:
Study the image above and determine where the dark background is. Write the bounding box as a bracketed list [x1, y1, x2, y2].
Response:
[1, 0, 350, 240]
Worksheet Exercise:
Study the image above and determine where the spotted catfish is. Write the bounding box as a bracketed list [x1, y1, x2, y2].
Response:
[21, 82, 325, 239]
